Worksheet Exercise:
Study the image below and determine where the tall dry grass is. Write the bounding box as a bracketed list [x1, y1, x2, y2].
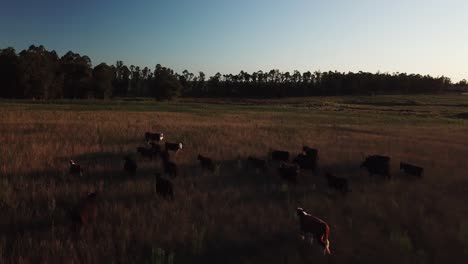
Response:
[0, 101, 467, 264]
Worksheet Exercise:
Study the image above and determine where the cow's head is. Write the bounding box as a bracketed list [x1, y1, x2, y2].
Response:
[296, 207, 307, 217]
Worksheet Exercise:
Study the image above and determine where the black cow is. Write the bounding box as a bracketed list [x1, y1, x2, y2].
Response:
[360, 155, 391, 178]
[247, 156, 268, 173]
[155, 173, 174, 199]
[137, 146, 156, 160]
[123, 156, 137, 174]
[149, 142, 162, 156]
[160, 151, 178, 178]
[400, 162, 424, 178]
[325, 173, 349, 194]
[278, 162, 299, 184]
[303, 146, 319, 160]
[145, 132, 164, 142]
[293, 154, 317, 170]
[271, 150, 290, 162]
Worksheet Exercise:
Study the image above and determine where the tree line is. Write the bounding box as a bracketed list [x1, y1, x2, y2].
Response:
[0, 45, 465, 100]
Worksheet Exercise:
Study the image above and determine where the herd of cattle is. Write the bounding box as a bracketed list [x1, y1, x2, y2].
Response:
[67, 131, 424, 255]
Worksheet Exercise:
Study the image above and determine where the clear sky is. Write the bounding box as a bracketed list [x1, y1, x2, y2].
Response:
[1, 0, 467, 81]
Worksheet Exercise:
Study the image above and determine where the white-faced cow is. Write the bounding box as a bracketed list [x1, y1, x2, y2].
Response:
[165, 142, 183, 154]
[296, 208, 331, 255]
[145, 132, 164, 142]
[69, 160, 83, 177]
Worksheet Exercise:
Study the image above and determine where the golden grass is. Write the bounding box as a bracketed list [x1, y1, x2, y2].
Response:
[0, 98, 467, 263]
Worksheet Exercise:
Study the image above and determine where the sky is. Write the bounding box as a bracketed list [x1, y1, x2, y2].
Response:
[0, 0, 467, 81]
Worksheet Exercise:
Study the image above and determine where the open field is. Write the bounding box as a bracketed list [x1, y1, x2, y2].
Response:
[0, 94, 467, 263]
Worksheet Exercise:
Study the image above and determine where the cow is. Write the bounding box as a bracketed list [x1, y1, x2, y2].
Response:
[270, 150, 290, 162]
[155, 173, 174, 199]
[293, 154, 317, 170]
[303, 146, 319, 160]
[197, 154, 216, 173]
[145, 132, 164, 142]
[325, 173, 349, 194]
[360, 155, 391, 178]
[149, 142, 162, 156]
[278, 162, 299, 184]
[69, 160, 83, 177]
[123, 156, 137, 175]
[68, 192, 98, 232]
[247, 156, 268, 174]
[160, 151, 177, 178]
[400, 162, 424, 178]
[165, 142, 183, 154]
[296, 208, 331, 255]
[136, 146, 156, 160]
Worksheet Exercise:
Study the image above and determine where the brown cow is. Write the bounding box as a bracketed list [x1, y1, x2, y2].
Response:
[296, 208, 331, 255]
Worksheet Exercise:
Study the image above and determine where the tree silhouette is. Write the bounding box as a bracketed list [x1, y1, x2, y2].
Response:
[0, 44, 458, 100]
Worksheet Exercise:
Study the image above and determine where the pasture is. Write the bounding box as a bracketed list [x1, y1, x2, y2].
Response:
[0, 95, 467, 263]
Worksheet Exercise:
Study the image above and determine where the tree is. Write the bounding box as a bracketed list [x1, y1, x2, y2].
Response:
[0, 47, 23, 98]
[60, 51, 93, 98]
[152, 64, 182, 100]
[18, 45, 61, 99]
[92, 63, 113, 98]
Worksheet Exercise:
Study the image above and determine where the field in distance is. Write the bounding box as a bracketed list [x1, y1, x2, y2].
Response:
[0, 94, 467, 263]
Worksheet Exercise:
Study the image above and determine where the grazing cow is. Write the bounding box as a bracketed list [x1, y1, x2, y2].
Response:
[247, 156, 268, 173]
[270, 150, 290, 162]
[165, 142, 183, 154]
[278, 162, 299, 184]
[69, 160, 83, 177]
[145, 132, 164, 142]
[296, 208, 331, 255]
[293, 154, 317, 170]
[303, 146, 319, 160]
[69, 192, 98, 232]
[155, 173, 174, 199]
[360, 155, 391, 178]
[123, 156, 137, 174]
[160, 151, 178, 178]
[325, 173, 349, 194]
[400, 162, 424, 178]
